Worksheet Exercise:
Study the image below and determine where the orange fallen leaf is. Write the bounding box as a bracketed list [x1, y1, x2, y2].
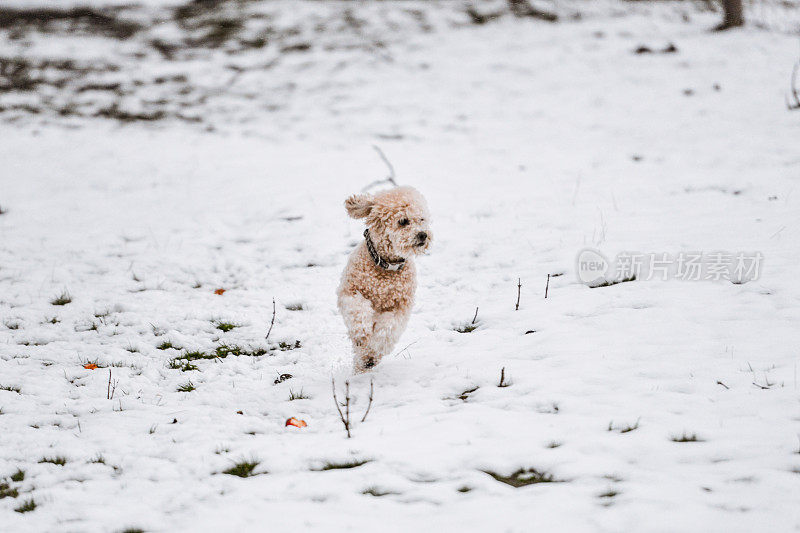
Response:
[285, 417, 307, 428]
[83, 363, 98, 370]
[214, 288, 226, 295]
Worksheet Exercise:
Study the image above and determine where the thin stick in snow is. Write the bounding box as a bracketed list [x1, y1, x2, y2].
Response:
[787, 61, 800, 111]
[498, 367, 510, 388]
[360, 379, 374, 423]
[471, 307, 479, 324]
[332, 378, 351, 438]
[515, 278, 522, 310]
[345, 381, 350, 431]
[265, 297, 276, 341]
[107, 369, 118, 400]
[362, 145, 398, 191]
[545, 274, 550, 299]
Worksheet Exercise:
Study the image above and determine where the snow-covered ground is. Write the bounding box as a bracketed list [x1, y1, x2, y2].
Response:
[1, 1, 799, 531]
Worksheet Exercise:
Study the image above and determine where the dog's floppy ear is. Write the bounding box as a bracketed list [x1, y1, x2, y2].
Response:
[344, 193, 374, 219]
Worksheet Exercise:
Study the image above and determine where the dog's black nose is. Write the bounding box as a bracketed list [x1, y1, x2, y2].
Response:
[416, 232, 427, 242]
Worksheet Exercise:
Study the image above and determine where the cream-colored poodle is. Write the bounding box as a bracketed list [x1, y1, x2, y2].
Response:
[337, 186, 432, 372]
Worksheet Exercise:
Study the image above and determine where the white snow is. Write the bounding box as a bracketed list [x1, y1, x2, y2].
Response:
[1, 1, 799, 531]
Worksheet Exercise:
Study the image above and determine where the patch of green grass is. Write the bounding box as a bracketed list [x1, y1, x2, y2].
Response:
[546, 441, 562, 449]
[168, 359, 198, 372]
[39, 456, 67, 466]
[608, 419, 640, 433]
[222, 460, 260, 478]
[0, 481, 19, 499]
[277, 340, 301, 351]
[183, 350, 215, 361]
[216, 344, 268, 357]
[598, 489, 619, 499]
[484, 468, 559, 487]
[671, 432, 703, 442]
[10, 469, 25, 482]
[120, 529, 145, 533]
[0, 385, 21, 393]
[177, 381, 196, 392]
[14, 498, 36, 513]
[457, 486, 472, 493]
[157, 341, 180, 350]
[316, 459, 370, 471]
[589, 275, 636, 289]
[288, 388, 309, 401]
[285, 303, 304, 311]
[168, 345, 269, 370]
[215, 344, 243, 357]
[455, 323, 478, 333]
[215, 322, 238, 332]
[362, 486, 397, 497]
[50, 291, 72, 306]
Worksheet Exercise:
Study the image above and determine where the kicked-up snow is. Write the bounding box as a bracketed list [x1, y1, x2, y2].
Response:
[1, 1, 799, 531]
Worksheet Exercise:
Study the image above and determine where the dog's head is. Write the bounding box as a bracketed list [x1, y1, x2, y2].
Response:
[345, 186, 432, 260]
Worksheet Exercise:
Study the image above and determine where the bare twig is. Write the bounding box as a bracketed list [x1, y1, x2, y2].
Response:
[515, 278, 522, 310]
[471, 307, 479, 324]
[392, 340, 418, 359]
[107, 369, 118, 400]
[345, 381, 351, 432]
[716, 380, 729, 389]
[362, 145, 398, 191]
[498, 367, 511, 388]
[787, 61, 800, 111]
[544, 274, 550, 299]
[360, 379, 374, 423]
[265, 297, 276, 341]
[332, 378, 351, 438]
[373, 145, 395, 183]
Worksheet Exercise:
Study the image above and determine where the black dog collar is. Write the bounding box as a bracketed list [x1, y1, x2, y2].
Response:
[364, 229, 405, 271]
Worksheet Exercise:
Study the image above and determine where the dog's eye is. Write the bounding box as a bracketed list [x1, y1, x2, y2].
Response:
[398, 218, 409, 227]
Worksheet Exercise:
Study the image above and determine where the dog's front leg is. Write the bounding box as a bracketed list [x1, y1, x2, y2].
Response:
[367, 308, 411, 369]
[339, 292, 378, 372]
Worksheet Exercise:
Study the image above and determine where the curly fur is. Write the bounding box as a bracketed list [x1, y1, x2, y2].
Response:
[337, 186, 432, 372]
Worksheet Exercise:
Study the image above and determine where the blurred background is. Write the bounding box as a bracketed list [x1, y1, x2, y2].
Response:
[1, 0, 798, 139]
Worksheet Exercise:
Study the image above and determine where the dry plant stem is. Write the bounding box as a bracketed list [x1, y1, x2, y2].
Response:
[345, 381, 350, 430]
[362, 145, 398, 191]
[788, 62, 800, 110]
[361, 379, 374, 423]
[265, 297, 276, 341]
[471, 307, 479, 324]
[107, 369, 118, 400]
[515, 278, 521, 310]
[332, 378, 351, 438]
[545, 274, 550, 299]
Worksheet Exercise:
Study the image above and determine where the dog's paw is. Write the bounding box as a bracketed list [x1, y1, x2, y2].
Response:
[354, 355, 378, 373]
